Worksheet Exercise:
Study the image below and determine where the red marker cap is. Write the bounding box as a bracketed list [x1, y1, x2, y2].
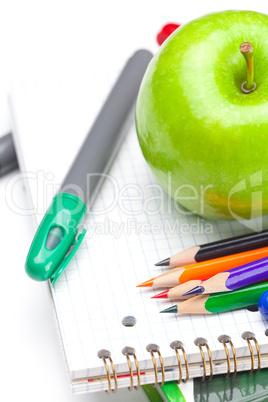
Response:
[156, 23, 181, 46]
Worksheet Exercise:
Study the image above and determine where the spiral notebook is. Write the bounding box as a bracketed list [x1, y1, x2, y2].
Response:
[9, 61, 268, 394]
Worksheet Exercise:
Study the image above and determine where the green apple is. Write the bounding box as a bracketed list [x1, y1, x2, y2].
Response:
[135, 10, 268, 220]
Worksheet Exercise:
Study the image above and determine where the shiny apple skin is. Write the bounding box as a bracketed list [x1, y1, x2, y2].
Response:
[136, 10, 268, 220]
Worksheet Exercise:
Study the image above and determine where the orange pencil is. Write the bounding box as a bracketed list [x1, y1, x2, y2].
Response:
[137, 246, 268, 288]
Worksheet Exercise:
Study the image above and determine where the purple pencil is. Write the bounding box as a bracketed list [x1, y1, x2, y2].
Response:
[183, 256, 268, 296]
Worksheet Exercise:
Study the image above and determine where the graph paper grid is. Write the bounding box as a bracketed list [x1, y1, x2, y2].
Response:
[9, 70, 268, 393]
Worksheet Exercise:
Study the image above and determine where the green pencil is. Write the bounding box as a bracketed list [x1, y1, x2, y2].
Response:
[160, 281, 268, 315]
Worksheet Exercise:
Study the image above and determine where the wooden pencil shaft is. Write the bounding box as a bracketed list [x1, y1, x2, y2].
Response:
[150, 246, 268, 288]
[150, 268, 184, 288]
[157, 230, 268, 267]
[200, 256, 268, 294]
[169, 246, 200, 266]
[195, 230, 268, 262]
[178, 281, 268, 314]
[200, 272, 230, 294]
[206, 281, 268, 313]
[168, 280, 202, 298]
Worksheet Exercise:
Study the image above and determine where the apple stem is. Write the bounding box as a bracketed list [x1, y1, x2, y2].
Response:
[240, 42, 256, 93]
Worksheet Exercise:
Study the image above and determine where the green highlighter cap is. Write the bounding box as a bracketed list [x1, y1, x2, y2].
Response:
[25, 193, 87, 284]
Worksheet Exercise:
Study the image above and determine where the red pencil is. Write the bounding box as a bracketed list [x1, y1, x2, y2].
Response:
[152, 280, 202, 299]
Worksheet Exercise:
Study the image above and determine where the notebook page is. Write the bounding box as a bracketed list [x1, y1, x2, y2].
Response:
[10, 70, 268, 393]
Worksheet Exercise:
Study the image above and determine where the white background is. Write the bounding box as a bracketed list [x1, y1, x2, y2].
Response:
[0, 1, 267, 401]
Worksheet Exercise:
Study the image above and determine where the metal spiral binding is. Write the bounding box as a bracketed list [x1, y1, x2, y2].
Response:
[242, 331, 261, 374]
[170, 340, 189, 383]
[146, 344, 165, 387]
[218, 335, 237, 377]
[97, 349, 117, 394]
[122, 347, 141, 391]
[194, 337, 213, 381]
[96, 331, 265, 393]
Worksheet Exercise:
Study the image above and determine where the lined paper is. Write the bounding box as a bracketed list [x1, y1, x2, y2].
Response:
[10, 67, 268, 393]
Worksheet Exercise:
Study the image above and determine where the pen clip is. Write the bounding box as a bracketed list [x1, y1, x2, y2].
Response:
[51, 228, 87, 285]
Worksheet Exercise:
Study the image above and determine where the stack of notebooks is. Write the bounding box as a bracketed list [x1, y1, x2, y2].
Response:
[9, 56, 268, 395]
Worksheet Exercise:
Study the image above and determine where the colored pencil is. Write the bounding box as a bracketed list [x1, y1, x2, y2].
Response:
[155, 229, 268, 267]
[160, 281, 268, 315]
[183, 256, 268, 296]
[152, 280, 202, 299]
[137, 246, 268, 288]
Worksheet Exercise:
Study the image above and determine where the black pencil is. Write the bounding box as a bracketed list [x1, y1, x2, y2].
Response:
[155, 230, 268, 267]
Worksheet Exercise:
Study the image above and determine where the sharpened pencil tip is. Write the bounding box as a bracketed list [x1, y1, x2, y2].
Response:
[160, 305, 178, 314]
[155, 257, 170, 266]
[152, 290, 168, 299]
[183, 286, 205, 297]
[137, 278, 155, 287]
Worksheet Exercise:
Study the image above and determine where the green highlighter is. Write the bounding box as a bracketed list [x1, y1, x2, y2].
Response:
[25, 50, 152, 284]
[142, 382, 186, 402]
